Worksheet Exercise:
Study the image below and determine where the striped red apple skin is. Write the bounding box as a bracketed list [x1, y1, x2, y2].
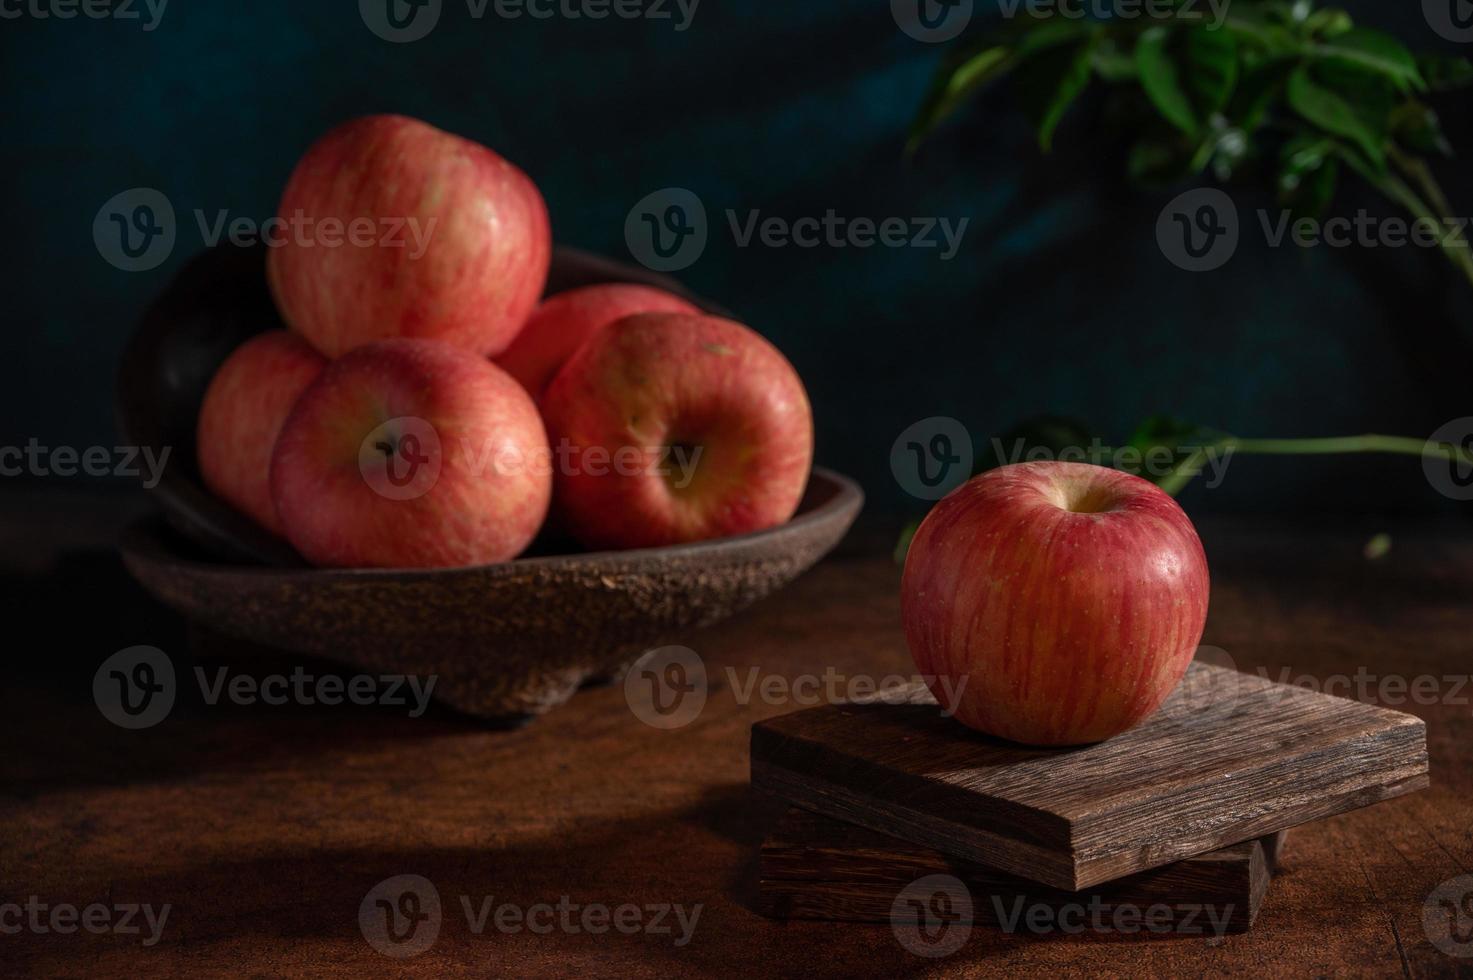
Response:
[901, 461, 1209, 746]
[267, 114, 550, 358]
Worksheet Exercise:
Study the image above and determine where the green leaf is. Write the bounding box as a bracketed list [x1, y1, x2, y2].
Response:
[1286, 64, 1386, 168]
[1124, 416, 1228, 488]
[1020, 39, 1096, 152]
[1185, 24, 1240, 115]
[1220, 9, 1301, 56]
[1227, 61, 1290, 134]
[894, 520, 919, 565]
[1363, 532, 1392, 561]
[1391, 101, 1452, 157]
[1128, 138, 1192, 185]
[975, 415, 1097, 474]
[1015, 18, 1096, 58]
[1304, 8, 1353, 38]
[1312, 27, 1425, 92]
[1418, 54, 1473, 92]
[1278, 135, 1339, 219]
[908, 45, 1015, 153]
[1127, 415, 1223, 456]
[1136, 27, 1199, 137]
[1091, 38, 1138, 82]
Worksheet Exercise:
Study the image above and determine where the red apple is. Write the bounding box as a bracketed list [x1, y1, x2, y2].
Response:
[901, 461, 1209, 746]
[196, 330, 326, 535]
[541, 312, 813, 550]
[266, 114, 550, 358]
[270, 338, 551, 568]
[493, 283, 699, 399]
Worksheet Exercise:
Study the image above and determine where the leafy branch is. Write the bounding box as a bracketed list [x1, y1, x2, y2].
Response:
[908, 0, 1473, 283]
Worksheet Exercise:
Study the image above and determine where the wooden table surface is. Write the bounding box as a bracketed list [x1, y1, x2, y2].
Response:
[4, 493, 1472, 978]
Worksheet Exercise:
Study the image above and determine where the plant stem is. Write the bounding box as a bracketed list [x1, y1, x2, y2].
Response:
[1158, 433, 1473, 496]
[1353, 146, 1473, 288]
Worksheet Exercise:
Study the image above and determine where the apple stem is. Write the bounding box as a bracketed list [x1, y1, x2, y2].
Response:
[1157, 434, 1473, 497]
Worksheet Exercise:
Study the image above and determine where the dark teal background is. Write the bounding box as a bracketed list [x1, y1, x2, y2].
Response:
[3, 1, 1470, 517]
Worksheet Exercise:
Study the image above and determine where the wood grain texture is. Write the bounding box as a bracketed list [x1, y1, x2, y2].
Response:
[3, 502, 1471, 978]
[759, 807, 1287, 933]
[752, 663, 1429, 890]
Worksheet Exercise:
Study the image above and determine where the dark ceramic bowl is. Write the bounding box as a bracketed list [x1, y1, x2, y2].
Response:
[115, 245, 863, 722]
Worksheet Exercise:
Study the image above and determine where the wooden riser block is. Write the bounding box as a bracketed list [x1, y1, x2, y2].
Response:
[759, 807, 1288, 933]
[751, 664, 1428, 891]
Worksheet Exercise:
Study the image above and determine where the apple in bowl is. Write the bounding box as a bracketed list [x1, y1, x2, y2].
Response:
[541, 312, 813, 550]
[495, 283, 698, 400]
[267, 114, 550, 358]
[901, 461, 1209, 746]
[195, 330, 326, 536]
[270, 338, 551, 569]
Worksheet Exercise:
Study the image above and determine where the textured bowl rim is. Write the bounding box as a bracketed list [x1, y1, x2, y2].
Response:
[121, 466, 864, 583]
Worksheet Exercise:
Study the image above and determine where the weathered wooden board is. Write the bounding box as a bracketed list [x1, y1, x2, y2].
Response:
[751, 664, 1428, 890]
[758, 806, 1287, 934]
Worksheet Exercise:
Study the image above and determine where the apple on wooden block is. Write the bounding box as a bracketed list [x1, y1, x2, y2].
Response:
[901, 461, 1209, 746]
[196, 330, 327, 535]
[494, 283, 698, 400]
[270, 338, 551, 569]
[541, 312, 813, 550]
[267, 114, 550, 358]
